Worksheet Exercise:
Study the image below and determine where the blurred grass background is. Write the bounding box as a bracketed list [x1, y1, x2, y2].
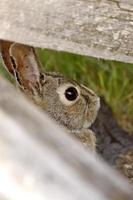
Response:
[0, 49, 133, 134]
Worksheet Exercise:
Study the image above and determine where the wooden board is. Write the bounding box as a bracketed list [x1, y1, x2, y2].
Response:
[0, 76, 132, 200]
[0, 0, 133, 63]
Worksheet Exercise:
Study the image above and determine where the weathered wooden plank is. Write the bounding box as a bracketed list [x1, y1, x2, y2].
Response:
[0, 76, 132, 199]
[115, 0, 133, 4]
[0, 0, 133, 63]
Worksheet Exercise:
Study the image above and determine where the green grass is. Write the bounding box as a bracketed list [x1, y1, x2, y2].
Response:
[1, 49, 133, 133]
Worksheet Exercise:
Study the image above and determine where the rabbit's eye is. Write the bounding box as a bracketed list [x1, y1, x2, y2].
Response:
[65, 87, 78, 101]
[57, 84, 80, 106]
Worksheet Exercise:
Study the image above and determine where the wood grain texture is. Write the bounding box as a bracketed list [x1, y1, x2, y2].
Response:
[0, 76, 132, 200]
[0, 0, 133, 63]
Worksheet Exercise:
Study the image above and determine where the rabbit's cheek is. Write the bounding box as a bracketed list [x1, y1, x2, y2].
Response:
[66, 104, 80, 113]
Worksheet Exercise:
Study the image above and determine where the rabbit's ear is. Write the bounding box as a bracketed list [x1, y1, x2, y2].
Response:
[0, 40, 14, 75]
[9, 43, 43, 99]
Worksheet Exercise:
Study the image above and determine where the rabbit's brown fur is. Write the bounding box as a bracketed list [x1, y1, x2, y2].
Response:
[0, 40, 100, 151]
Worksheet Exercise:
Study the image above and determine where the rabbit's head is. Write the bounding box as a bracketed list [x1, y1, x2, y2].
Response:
[0, 41, 100, 131]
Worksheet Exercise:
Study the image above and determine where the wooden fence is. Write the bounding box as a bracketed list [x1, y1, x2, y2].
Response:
[1, 0, 133, 63]
[0, 0, 133, 199]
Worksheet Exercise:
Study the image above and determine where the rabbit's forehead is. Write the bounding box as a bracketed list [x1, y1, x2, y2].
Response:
[44, 75, 59, 86]
[45, 75, 79, 88]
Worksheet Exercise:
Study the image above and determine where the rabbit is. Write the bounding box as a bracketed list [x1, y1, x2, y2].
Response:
[0, 40, 100, 151]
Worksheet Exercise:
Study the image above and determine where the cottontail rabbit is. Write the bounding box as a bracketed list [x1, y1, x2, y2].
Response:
[0, 40, 100, 151]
